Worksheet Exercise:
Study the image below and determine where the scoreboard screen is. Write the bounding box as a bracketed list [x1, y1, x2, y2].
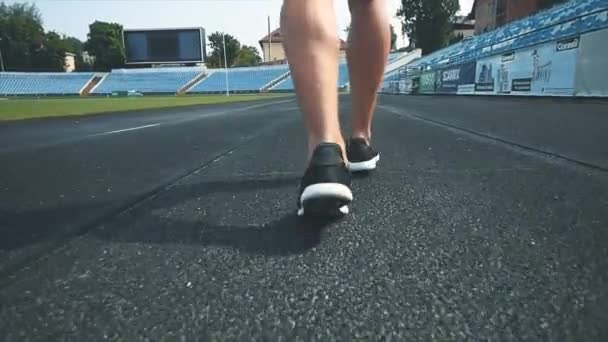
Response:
[123, 28, 206, 64]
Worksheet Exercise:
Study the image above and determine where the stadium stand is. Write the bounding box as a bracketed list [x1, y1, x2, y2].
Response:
[408, 0, 608, 70]
[272, 62, 351, 91]
[0, 72, 95, 96]
[189, 65, 289, 93]
[387, 52, 405, 64]
[272, 77, 295, 91]
[338, 63, 350, 87]
[3, 1, 606, 97]
[92, 67, 203, 94]
[0, 40, 412, 96]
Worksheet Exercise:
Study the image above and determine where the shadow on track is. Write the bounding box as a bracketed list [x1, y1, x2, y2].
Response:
[2, 175, 333, 256]
[87, 176, 338, 256]
[96, 214, 331, 256]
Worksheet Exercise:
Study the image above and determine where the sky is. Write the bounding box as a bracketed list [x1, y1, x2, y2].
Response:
[7, 0, 475, 53]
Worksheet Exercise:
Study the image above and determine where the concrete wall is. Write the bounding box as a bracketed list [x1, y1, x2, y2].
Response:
[260, 42, 286, 63]
[575, 29, 608, 97]
[383, 28, 608, 98]
[64, 54, 76, 73]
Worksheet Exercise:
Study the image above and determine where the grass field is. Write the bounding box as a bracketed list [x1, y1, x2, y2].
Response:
[0, 94, 290, 121]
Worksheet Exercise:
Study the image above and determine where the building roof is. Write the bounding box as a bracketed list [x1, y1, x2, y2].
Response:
[259, 28, 284, 45]
[259, 28, 347, 50]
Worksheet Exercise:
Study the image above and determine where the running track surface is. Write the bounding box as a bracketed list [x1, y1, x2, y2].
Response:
[1, 95, 607, 340]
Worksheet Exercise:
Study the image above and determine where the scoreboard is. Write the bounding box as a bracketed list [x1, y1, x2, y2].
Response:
[123, 28, 206, 64]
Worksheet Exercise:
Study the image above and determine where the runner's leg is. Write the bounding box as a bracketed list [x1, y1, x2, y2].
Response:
[282, 0, 353, 217]
[347, 0, 391, 143]
[281, 0, 345, 160]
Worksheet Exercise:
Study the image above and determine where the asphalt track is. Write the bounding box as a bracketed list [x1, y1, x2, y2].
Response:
[1, 95, 607, 341]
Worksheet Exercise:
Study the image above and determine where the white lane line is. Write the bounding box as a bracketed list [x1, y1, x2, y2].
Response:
[95, 123, 161, 136]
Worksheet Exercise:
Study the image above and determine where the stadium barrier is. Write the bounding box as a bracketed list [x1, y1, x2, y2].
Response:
[382, 0, 608, 98]
[384, 28, 608, 98]
[574, 29, 608, 97]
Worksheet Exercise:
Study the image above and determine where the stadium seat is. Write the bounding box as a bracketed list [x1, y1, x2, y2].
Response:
[92, 67, 202, 94]
[272, 76, 295, 91]
[189, 65, 289, 93]
[0, 72, 95, 96]
[388, 52, 405, 64]
[408, 0, 608, 70]
[272, 63, 350, 91]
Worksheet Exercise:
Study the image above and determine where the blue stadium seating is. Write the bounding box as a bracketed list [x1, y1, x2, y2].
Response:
[189, 65, 289, 93]
[273, 77, 295, 91]
[93, 68, 201, 94]
[0, 49, 408, 96]
[388, 52, 406, 64]
[338, 64, 350, 87]
[0, 72, 95, 95]
[273, 63, 350, 91]
[4, 1, 606, 97]
[409, 0, 608, 69]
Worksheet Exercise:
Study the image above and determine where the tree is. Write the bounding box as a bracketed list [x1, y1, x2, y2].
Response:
[0, 2, 90, 71]
[30, 30, 70, 71]
[84, 21, 125, 71]
[0, 2, 46, 70]
[397, 0, 460, 55]
[449, 32, 465, 45]
[206, 32, 241, 68]
[62, 36, 83, 55]
[61, 35, 91, 71]
[233, 45, 261, 67]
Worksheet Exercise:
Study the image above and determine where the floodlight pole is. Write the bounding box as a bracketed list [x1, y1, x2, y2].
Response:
[0, 38, 5, 72]
[268, 16, 272, 62]
[223, 33, 230, 96]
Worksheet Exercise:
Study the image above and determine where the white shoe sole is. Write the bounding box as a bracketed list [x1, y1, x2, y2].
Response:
[297, 205, 349, 217]
[297, 183, 353, 217]
[348, 155, 380, 172]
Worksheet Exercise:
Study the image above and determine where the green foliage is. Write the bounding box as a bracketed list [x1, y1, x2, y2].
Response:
[233, 45, 261, 67]
[397, 0, 460, 55]
[0, 95, 288, 121]
[83, 21, 125, 71]
[206, 32, 241, 68]
[449, 32, 465, 45]
[62, 35, 92, 71]
[32, 31, 69, 71]
[0, 1, 45, 70]
[0, 2, 89, 71]
[62, 36, 83, 55]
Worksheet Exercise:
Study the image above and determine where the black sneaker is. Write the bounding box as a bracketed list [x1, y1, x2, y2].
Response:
[297, 143, 353, 217]
[346, 138, 380, 172]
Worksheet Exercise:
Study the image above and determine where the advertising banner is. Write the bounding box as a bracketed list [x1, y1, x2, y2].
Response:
[419, 71, 436, 94]
[475, 38, 578, 96]
[475, 56, 499, 93]
[436, 61, 476, 94]
[575, 28, 608, 97]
